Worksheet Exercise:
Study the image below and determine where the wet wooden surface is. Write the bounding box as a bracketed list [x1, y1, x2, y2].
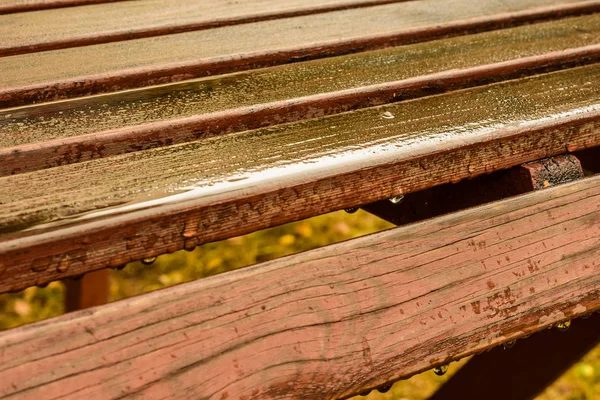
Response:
[429, 313, 600, 400]
[0, 0, 126, 15]
[1, 175, 599, 399]
[0, 65, 599, 292]
[2, 14, 599, 175]
[0, 0, 409, 56]
[2, 0, 599, 107]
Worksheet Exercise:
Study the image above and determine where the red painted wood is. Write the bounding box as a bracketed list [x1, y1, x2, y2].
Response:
[0, 175, 599, 399]
[429, 314, 600, 400]
[362, 154, 585, 226]
[2, 45, 598, 176]
[2, 0, 599, 108]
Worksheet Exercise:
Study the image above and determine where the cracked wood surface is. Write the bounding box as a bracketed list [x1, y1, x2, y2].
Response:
[0, 175, 599, 399]
[2, 0, 599, 107]
[0, 0, 409, 56]
[0, 65, 599, 292]
[2, 14, 600, 175]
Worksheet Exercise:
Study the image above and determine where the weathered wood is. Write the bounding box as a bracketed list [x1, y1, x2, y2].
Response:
[0, 0, 407, 56]
[1, 66, 599, 292]
[429, 314, 600, 400]
[362, 154, 586, 398]
[2, 15, 600, 175]
[1, 175, 599, 399]
[362, 154, 585, 226]
[0, 0, 411, 56]
[2, 0, 599, 107]
[63, 269, 110, 312]
[0, 0, 126, 15]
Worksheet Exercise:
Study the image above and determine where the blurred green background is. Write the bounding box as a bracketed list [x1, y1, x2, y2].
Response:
[1, 210, 598, 399]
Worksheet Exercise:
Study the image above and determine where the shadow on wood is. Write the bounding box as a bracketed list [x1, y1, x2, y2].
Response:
[429, 313, 600, 400]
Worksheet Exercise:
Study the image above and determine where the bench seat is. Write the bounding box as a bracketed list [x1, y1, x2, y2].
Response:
[0, 0, 599, 398]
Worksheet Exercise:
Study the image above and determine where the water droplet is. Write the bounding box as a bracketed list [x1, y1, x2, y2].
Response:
[56, 256, 70, 272]
[142, 257, 157, 265]
[31, 257, 51, 272]
[433, 364, 449, 376]
[345, 207, 359, 214]
[556, 320, 571, 331]
[376, 383, 392, 393]
[503, 340, 516, 349]
[382, 111, 395, 119]
[389, 195, 404, 204]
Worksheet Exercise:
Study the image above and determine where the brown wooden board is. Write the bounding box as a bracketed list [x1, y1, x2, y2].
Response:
[0, 0, 410, 55]
[63, 269, 110, 312]
[0, 0, 127, 15]
[2, 0, 599, 107]
[1, 174, 599, 399]
[0, 66, 599, 292]
[429, 313, 600, 400]
[2, 15, 599, 175]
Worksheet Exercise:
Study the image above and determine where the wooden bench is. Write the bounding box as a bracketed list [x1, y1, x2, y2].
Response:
[1, 0, 600, 398]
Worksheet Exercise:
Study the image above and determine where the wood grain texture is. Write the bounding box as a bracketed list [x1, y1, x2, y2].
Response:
[0, 66, 599, 292]
[362, 154, 585, 227]
[1, 175, 599, 399]
[0, 0, 411, 56]
[2, 14, 600, 175]
[0, 0, 127, 15]
[2, 0, 599, 108]
[429, 313, 600, 400]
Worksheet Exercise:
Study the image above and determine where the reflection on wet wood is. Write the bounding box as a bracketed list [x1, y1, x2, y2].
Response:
[0, 65, 599, 292]
[2, 15, 600, 174]
[1, 175, 599, 399]
[0, 0, 125, 15]
[0, 0, 411, 55]
[2, 0, 599, 107]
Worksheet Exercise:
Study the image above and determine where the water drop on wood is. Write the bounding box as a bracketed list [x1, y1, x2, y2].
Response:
[433, 364, 449, 376]
[142, 257, 157, 265]
[556, 320, 571, 331]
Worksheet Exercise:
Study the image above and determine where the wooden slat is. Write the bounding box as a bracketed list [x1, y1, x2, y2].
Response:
[0, 0, 411, 56]
[0, 65, 599, 292]
[2, 15, 599, 175]
[429, 314, 600, 400]
[362, 155, 586, 226]
[1, 175, 599, 399]
[0, 0, 127, 15]
[1, 0, 599, 108]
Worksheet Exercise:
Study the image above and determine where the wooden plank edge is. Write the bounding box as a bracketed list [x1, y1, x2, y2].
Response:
[427, 313, 600, 400]
[0, 114, 599, 292]
[2, 1, 599, 108]
[0, 0, 413, 56]
[0, 175, 599, 399]
[2, 45, 599, 176]
[0, 0, 128, 15]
